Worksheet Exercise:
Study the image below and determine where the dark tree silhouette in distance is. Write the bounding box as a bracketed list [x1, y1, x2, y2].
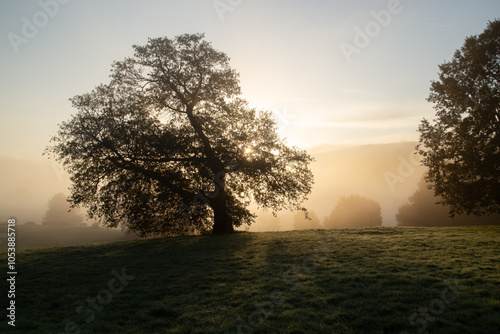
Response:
[43, 193, 84, 227]
[418, 20, 500, 216]
[46, 34, 314, 236]
[397, 177, 500, 226]
[323, 195, 382, 229]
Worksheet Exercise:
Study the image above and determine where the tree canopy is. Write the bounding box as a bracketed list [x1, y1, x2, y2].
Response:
[418, 19, 500, 216]
[46, 33, 314, 236]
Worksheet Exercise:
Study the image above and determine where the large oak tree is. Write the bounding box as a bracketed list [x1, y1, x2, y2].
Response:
[47, 34, 314, 236]
[418, 20, 500, 216]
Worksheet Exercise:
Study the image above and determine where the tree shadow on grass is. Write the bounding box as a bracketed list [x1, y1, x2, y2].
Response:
[5, 227, 500, 333]
[8, 233, 255, 334]
[248, 227, 500, 334]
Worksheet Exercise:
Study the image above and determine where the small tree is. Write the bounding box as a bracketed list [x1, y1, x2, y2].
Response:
[43, 193, 84, 227]
[323, 195, 382, 228]
[418, 20, 500, 216]
[293, 210, 321, 230]
[46, 34, 313, 236]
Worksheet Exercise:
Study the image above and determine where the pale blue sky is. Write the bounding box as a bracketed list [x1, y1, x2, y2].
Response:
[1, 0, 499, 158]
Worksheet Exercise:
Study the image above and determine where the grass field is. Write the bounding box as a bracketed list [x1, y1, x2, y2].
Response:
[1, 226, 499, 333]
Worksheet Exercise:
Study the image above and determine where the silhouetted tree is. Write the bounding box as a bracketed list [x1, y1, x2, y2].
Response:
[293, 210, 321, 230]
[323, 195, 382, 228]
[418, 20, 500, 216]
[397, 178, 500, 226]
[46, 34, 313, 236]
[43, 193, 83, 227]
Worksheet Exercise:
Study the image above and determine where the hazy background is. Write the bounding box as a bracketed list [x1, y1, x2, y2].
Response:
[1, 1, 499, 242]
[0, 141, 426, 230]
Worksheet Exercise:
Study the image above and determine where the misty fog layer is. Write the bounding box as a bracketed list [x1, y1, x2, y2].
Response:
[249, 142, 426, 231]
[1, 142, 424, 233]
[0, 156, 71, 224]
[1, 140, 497, 245]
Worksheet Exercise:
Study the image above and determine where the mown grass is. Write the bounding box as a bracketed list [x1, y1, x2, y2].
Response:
[1, 226, 499, 333]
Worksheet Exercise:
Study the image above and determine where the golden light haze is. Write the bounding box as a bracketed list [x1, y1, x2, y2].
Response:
[0, 1, 497, 233]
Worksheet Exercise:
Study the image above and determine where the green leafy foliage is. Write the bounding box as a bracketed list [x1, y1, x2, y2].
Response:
[418, 20, 500, 216]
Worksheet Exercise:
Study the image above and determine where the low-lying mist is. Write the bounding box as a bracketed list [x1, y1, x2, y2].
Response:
[250, 141, 426, 231]
[1, 141, 427, 245]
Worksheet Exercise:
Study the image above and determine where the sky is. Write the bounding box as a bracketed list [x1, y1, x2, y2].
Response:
[1, 0, 499, 158]
[0, 1, 499, 226]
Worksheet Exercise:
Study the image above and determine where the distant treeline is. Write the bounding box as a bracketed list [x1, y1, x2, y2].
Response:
[396, 178, 500, 227]
[291, 184, 499, 231]
[0, 193, 140, 250]
[0, 223, 139, 250]
[8, 182, 496, 248]
[293, 194, 383, 230]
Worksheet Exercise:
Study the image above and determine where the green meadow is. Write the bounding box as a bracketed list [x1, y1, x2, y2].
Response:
[1, 226, 499, 333]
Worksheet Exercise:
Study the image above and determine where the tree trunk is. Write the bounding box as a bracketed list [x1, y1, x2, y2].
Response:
[185, 105, 233, 234]
[210, 179, 234, 234]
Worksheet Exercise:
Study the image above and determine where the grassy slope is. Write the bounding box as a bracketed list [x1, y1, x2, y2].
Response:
[1, 227, 499, 334]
